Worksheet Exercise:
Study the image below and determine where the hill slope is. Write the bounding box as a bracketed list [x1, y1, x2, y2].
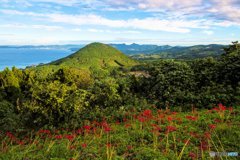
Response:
[51, 42, 137, 69]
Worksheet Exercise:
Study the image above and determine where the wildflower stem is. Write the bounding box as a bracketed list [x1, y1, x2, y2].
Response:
[177, 136, 191, 160]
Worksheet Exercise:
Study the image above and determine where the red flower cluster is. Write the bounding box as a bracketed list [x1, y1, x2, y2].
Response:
[166, 126, 177, 133]
[101, 121, 112, 133]
[124, 124, 132, 128]
[142, 109, 152, 117]
[137, 116, 145, 123]
[65, 134, 75, 141]
[151, 124, 161, 133]
[81, 143, 87, 148]
[55, 135, 63, 140]
[208, 124, 216, 130]
[199, 140, 209, 151]
[186, 115, 198, 121]
[38, 129, 51, 134]
[6, 132, 15, 140]
[167, 116, 174, 122]
[189, 152, 197, 159]
[83, 125, 91, 130]
[218, 103, 226, 111]
[212, 103, 228, 112]
[204, 132, 211, 139]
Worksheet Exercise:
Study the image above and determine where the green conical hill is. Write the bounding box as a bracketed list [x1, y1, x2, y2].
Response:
[51, 42, 138, 69]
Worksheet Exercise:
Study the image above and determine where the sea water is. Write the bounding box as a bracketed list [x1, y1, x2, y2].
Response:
[0, 48, 73, 71]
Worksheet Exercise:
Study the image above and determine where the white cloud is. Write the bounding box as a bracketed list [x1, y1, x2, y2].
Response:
[203, 30, 214, 35]
[1, 37, 61, 45]
[87, 28, 141, 34]
[2, 9, 239, 33]
[48, 13, 210, 33]
[0, 23, 63, 31]
[1, 9, 206, 33]
[208, 0, 240, 23]
[106, 0, 202, 10]
[0, 9, 44, 16]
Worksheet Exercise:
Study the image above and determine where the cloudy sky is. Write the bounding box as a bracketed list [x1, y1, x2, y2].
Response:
[0, 0, 239, 45]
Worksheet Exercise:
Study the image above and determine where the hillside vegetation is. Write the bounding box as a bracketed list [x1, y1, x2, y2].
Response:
[0, 41, 239, 159]
[51, 42, 137, 69]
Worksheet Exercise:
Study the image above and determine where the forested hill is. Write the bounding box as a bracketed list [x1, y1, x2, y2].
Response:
[51, 42, 138, 69]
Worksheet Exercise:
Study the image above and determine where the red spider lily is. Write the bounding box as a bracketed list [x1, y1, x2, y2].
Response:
[166, 126, 177, 133]
[101, 121, 109, 128]
[204, 132, 211, 139]
[124, 124, 132, 128]
[199, 141, 209, 151]
[76, 129, 82, 134]
[176, 117, 182, 124]
[55, 135, 63, 140]
[115, 120, 120, 125]
[142, 109, 152, 117]
[81, 143, 87, 148]
[212, 103, 227, 112]
[133, 114, 138, 119]
[214, 118, 221, 123]
[83, 125, 91, 131]
[189, 152, 197, 159]
[209, 124, 216, 130]
[83, 125, 91, 133]
[69, 145, 76, 150]
[151, 124, 161, 131]
[91, 121, 99, 127]
[171, 112, 178, 115]
[127, 145, 133, 150]
[158, 114, 165, 119]
[167, 116, 174, 122]
[189, 132, 199, 138]
[17, 140, 24, 145]
[218, 103, 226, 111]
[92, 127, 97, 133]
[38, 129, 51, 134]
[137, 116, 145, 123]
[186, 116, 198, 121]
[104, 126, 111, 133]
[228, 107, 233, 112]
[65, 134, 75, 141]
[106, 143, 111, 148]
[212, 107, 219, 112]
[6, 132, 15, 140]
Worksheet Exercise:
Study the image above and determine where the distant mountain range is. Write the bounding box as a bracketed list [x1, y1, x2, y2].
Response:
[110, 43, 226, 59]
[0, 43, 226, 59]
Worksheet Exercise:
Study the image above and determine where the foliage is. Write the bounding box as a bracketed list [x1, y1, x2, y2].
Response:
[0, 42, 239, 130]
[0, 106, 239, 160]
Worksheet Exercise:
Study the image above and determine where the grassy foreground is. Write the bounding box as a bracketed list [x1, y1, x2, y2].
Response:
[0, 104, 239, 160]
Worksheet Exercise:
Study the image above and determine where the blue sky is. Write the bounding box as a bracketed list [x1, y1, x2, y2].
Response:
[0, 0, 239, 45]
